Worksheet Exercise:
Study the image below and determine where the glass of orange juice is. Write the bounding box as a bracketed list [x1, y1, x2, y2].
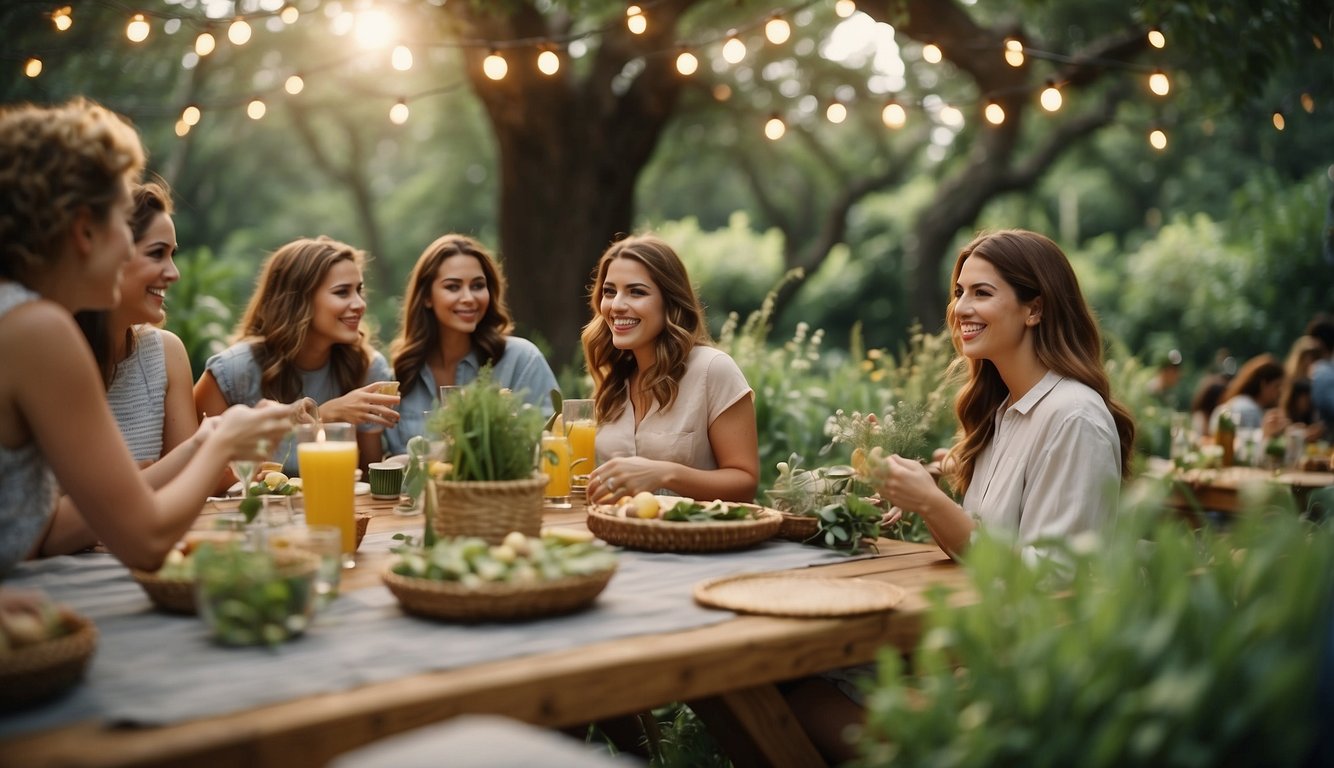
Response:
[541, 432, 573, 508]
[296, 422, 358, 568]
[562, 399, 596, 492]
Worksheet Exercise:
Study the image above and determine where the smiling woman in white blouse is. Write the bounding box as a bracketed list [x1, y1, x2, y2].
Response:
[876, 229, 1136, 560]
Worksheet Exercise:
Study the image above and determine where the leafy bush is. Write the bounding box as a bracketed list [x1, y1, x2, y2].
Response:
[858, 486, 1334, 767]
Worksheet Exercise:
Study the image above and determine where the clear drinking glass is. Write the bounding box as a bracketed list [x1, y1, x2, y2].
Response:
[541, 432, 573, 508]
[562, 398, 596, 492]
[296, 422, 357, 568]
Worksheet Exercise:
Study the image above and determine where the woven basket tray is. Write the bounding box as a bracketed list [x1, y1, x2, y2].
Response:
[0, 611, 98, 711]
[693, 572, 906, 617]
[131, 570, 199, 614]
[586, 505, 782, 553]
[432, 474, 547, 545]
[355, 513, 370, 550]
[383, 566, 615, 622]
[777, 513, 822, 543]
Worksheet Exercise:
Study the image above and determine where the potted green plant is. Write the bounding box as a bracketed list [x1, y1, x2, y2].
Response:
[423, 368, 547, 544]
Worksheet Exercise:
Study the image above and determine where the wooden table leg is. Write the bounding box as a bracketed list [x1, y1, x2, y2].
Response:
[689, 684, 827, 768]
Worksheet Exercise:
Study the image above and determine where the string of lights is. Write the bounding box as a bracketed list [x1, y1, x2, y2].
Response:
[13, 1, 1315, 149]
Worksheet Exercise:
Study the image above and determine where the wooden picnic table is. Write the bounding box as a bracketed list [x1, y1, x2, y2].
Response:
[2, 496, 970, 768]
[1145, 457, 1334, 518]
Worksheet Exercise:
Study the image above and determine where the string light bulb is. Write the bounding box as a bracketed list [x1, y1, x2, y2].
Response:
[1147, 27, 1165, 49]
[247, 99, 267, 120]
[126, 13, 150, 43]
[1004, 38, 1024, 67]
[1148, 69, 1170, 96]
[1040, 81, 1063, 112]
[765, 15, 791, 45]
[285, 74, 304, 94]
[280, 5, 299, 24]
[390, 99, 409, 125]
[174, 120, 190, 137]
[922, 43, 942, 64]
[1272, 111, 1285, 131]
[182, 105, 201, 126]
[984, 100, 1006, 125]
[1301, 92, 1315, 114]
[881, 100, 907, 129]
[483, 50, 508, 80]
[722, 33, 746, 64]
[537, 48, 560, 75]
[51, 6, 72, 31]
[1149, 127, 1167, 150]
[764, 114, 786, 140]
[392, 45, 413, 71]
[24, 58, 42, 78]
[675, 49, 699, 76]
[228, 18, 252, 45]
[626, 5, 647, 35]
[195, 32, 216, 56]
[834, 0, 856, 18]
[826, 100, 847, 124]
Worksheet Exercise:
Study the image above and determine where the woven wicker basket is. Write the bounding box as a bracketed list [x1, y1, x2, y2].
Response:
[382, 566, 615, 622]
[354, 513, 370, 551]
[431, 474, 547, 545]
[586, 506, 782, 553]
[131, 570, 199, 614]
[777, 513, 822, 543]
[0, 611, 97, 712]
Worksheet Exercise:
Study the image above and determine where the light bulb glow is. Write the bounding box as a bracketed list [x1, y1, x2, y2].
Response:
[764, 116, 786, 140]
[1272, 111, 1286, 131]
[24, 58, 42, 78]
[127, 13, 150, 43]
[1040, 84, 1062, 112]
[182, 105, 201, 126]
[722, 35, 746, 64]
[1148, 70, 1169, 96]
[280, 5, 299, 24]
[882, 101, 906, 129]
[676, 50, 698, 76]
[626, 6, 647, 35]
[984, 101, 1005, 125]
[392, 45, 413, 71]
[247, 99, 266, 120]
[285, 74, 304, 94]
[1004, 38, 1024, 67]
[1149, 128, 1167, 150]
[483, 51, 508, 80]
[922, 43, 942, 63]
[1301, 92, 1315, 114]
[1148, 28, 1165, 48]
[228, 19, 252, 45]
[390, 101, 409, 124]
[174, 120, 190, 137]
[354, 9, 397, 49]
[52, 6, 72, 31]
[537, 49, 560, 75]
[195, 32, 216, 56]
[835, 0, 856, 18]
[765, 17, 791, 45]
[826, 101, 847, 123]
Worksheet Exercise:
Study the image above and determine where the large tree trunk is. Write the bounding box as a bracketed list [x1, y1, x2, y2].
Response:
[450, 1, 699, 365]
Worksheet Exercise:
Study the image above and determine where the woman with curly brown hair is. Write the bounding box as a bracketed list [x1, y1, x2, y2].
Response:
[384, 234, 557, 456]
[0, 98, 289, 573]
[580, 235, 758, 504]
[876, 229, 1135, 560]
[193, 236, 398, 475]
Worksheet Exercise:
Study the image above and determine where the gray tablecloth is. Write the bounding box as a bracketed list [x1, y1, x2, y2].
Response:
[0, 531, 848, 738]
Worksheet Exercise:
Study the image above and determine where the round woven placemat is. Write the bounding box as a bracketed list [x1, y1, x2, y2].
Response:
[693, 573, 906, 617]
[586, 505, 782, 552]
[383, 566, 615, 622]
[0, 611, 98, 712]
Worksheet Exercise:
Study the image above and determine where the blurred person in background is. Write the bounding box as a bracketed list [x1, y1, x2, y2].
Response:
[1210, 354, 1288, 438]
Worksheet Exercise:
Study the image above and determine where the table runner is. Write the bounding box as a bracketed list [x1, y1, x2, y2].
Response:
[0, 534, 849, 738]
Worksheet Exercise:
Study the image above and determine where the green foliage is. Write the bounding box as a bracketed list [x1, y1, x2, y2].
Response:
[426, 368, 544, 482]
[164, 246, 249, 375]
[858, 495, 1334, 767]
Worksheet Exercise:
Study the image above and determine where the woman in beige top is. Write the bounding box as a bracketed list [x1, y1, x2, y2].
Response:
[581, 235, 758, 504]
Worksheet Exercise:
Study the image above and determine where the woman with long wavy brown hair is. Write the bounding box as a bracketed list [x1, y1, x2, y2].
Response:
[384, 234, 557, 455]
[193, 236, 399, 474]
[876, 229, 1135, 560]
[580, 235, 758, 504]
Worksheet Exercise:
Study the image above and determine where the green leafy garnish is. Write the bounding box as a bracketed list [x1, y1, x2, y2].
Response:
[661, 500, 757, 522]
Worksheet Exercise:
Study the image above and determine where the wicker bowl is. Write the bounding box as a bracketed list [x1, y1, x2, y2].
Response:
[431, 474, 547, 545]
[131, 569, 199, 614]
[383, 566, 615, 622]
[355, 513, 371, 551]
[776, 513, 822, 543]
[0, 611, 98, 712]
[586, 504, 782, 553]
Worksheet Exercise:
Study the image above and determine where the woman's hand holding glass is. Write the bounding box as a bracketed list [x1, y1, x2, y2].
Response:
[318, 383, 401, 429]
